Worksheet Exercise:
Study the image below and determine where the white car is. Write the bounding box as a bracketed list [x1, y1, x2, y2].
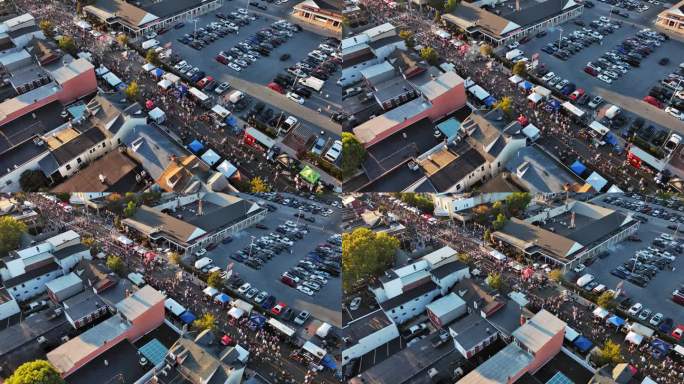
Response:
[597, 74, 613, 84]
[603, 71, 619, 79]
[349, 297, 361, 310]
[228, 63, 242, 72]
[542, 72, 556, 82]
[215, 82, 231, 94]
[573, 264, 586, 273]
[649, 313, 663, 326]
[195, 248, 207, 257]
[628, 302, 643, 316]
[286, 92, 305, 104]
[507, 41, 520, 49]
[665, 107, 684, 120]
[237, 8, 248, 14]
[173, 60, 187, 70]
[237, 283, 251, 294]
[324, 140, 342, 162]
[254, 291, 268, 303]
[297, 285, 315, 296]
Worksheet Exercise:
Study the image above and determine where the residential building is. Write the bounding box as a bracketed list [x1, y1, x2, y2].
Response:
[341, 23, 406, 87]
[341, 309, 400, 366]
[449, 311, 499, 359]
[62, 289, 109, 329]
[45, 272, 83, 303]
[0, 288, 20, 325]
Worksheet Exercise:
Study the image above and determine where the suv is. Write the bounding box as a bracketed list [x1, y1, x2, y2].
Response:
[294, 310, 310, 325]
[628, 302, 643, 316]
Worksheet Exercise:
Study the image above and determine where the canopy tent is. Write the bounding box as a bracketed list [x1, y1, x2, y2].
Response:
[604, 133, 619, 147]
[302, 341, 327, 360]
[573, 336, 593, 353]
[268, 318, 295, 337]
[607, 316, 625, 327]
[674, 345, 684, 357]
[144, 251, 157, 263]
[188, 140, 204, 153]
[321, 354, 337, 370]
[489, 249, 507, 261]
[607, 184, 623, 193]
[642, 377, 658, 384]
[464, 78, 476, 88]
[179, 311, 196, 324]
[163, 72, 180, 84]
[228, 307, 245, 319]
[586, 171, 608, 192]
[562, 102, 585, 118]
[151, 68, 164, 78]
[533, 86, 551, 98]
[629, 322, 655, 338]
[215, 293, 231, 304]
[650, 338, 671, 359]
[117, 235, 133, 245]
[522, 267, 535, 279]
[518, 81, 533, 91]
[157, 79, 172, 90]
[316, 322, 332, 338]
[527, 92, 543, 104]
[201, 149, 221, 166]
[626, 331, 644, 345]
[248, 314, 267, 330]
[547, 99, 561, 111]
[483, 96, 497, 107]
[509, 75, 524, 84]
[517, 114, 529, 126]
[589, 121, 610, 137]
[433, 29, 451, 39]
[148, 107, 165, 124]
[117, 82, 127, 91]
[570, 160, 587, 175]
[593, 307, 610, 319]
[142, 63, 155, 72]
[565, 326, 580, 342]
[217, 160, 238, 178]
[232, 299, 253, 314]
[95, 66, 110, 77]
[203, 286, 219, 297]
[165, 298, 186, 317]
[468, 85, 489, 101]
[103, 72, 122, 87]
[522, 124, 540, 141]
[146, 100, 155, 110]
[299, 166, 320, 185]
[211, 104, 231, 118]
[225, 115, 238, 128]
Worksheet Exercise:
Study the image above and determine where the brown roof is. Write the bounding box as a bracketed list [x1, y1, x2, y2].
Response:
[442, 2, 518, 36]
[51, 151, 140, 193]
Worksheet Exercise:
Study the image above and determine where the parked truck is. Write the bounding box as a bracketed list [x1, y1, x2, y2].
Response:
[298, 76, 324, 92]
[229, 90, 244, 104]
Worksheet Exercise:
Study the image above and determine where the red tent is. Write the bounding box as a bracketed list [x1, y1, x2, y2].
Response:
[522, 267, 535, 280]
[517, 114, 529, 126]
[145, 100, 154, 110]
[144, 251, 157, 263]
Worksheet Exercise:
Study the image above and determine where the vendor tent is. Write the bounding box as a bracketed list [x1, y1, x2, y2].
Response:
[148, 107, 166, 124]
[625, 331, 644, 345]
[527, 92, 543, 104]
[157, 79, 172, 90]
[547, 99, 561, 111]
[179, 311, 196, 324]
[464, 78, 475, 88]
[321, 354, 337, 370]
[203, 286, 219, 297]
[103, 72, 122, 88]
[217, 160, 238, 178]
[300, 166, 320, 184]
[165, 298, 186, 316]
[468, 85, 489, 101]
[201, 149, 221, 166]
[211, 104, 230, 118]
[151, 68, 164, 78]
[518, 81, 533, 90]
[316, 322, 332, 338]
[650, 338, 671, 359]
[232, 299, 253, 314]
[629, 322, 655, 338]
[483, 96, 497, 107]
[188, 140, 204, 153]
[562, 102, 585, 118]
[434, 29, 450, 39]
[573, 336, 593, 352]
[607, 316, 625, 327]
[249, 314, 267, 330]
[522, 124, 540, 141]
[565, 326, 580, 342]
[589, 121, 610, 137]
[586, 171, 608, 191]
[117, 235, 133, 245]
[228, 307, 245, 319]
[533, 86, 551, 99]
[593, 307, 609, 319]
[142, 63, 155, 72]
[674, 345, 684, 357]
[95, 66, 110, 77]
[509, 75, 524, 84]
[570, 160, 587, 175]
[489, 250, 507, 261]
[163, 72, 180, 84]
[215, 293, 231, 304]
[268, 318, 295, 337]
[302, 341, 327, 360]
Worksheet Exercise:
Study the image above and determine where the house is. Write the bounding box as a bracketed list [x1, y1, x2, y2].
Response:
[341, 309, 399, 366]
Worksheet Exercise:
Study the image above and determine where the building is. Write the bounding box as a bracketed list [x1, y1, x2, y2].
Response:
[426, 292, 467, 328]
[442, 0, 584, 47]
[341, 23, 406, 87]
[341, 309, 400, 366]
[0, 287, 20, 325]
[122, 192, 267, 256]
[47, 285, 166, 377]
[491, 200, 639, 271]
[83, 0, 223, 38]
[291, 0, 343, 36]
[656, 1, 684, 35]
[62, 290, 109, 329]
[45, 272, 83, 303]
[449, 311, 499, 359]
[0, 14, 46, 49]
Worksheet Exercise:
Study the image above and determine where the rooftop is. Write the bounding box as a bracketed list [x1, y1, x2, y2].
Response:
[65, 339, 148, 384]
[352, 98, 433, 145]
[380, 280, 438, 310]
[450, 312, 497, 351]
[44, 272, 82, 294]
[344, 309, 394, 343]
[505, 146, 585, 193]
[426, 292, 465, 319]
[512, 309, 566, 353]
[63, 290, 107, 321]
[122, 205, 206, 245]
[50, 150, 143, 193]
[116, 285, 165, 321]
[458, 342, 533, 384]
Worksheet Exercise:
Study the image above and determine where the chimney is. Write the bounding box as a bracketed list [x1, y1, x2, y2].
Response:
[570, 212, 576, 229]
[516, 0, 520, 11]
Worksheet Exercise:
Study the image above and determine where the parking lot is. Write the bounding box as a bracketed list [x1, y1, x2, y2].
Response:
[202, 194, 342, 327]
[582, 193, 683, 323]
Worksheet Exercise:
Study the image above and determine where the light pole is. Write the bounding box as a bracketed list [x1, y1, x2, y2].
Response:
[193, 19, 198, 37]
[557, 27, 563, 51]
[247, 235, 255, 259]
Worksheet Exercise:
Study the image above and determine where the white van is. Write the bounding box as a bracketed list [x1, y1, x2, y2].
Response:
[593, 284, 606, 293]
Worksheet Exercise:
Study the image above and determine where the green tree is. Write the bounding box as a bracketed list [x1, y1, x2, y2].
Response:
[494, 96, 513, 117]
[505, 192, 531, 217]
[428, 0, 444, 10]
[457, 252, 471, 264]
[57, 36, 76, 54]
[479, 43, 493, 57]
[19, 169, 49, 192]
[342, 228, 400, 292]
[483, 229, 492, 244]
[207, 271, 223, 288]
[445, 0, 460, 12]
[38, 20, 54, 38]
[250, 176, 270, 193]
[341, 132, 367, 179]
[398, 30, 414, 48]
[106, 255, 125, 275]
[6, 360, 64, 384]
[548, 269, 563, 282]
[596, 340, 623, 366]
[123, 200, 137, 218]
[420, 47, 439, 65]
[492, 213, 507, 230]
[486, 272, 503, 290]
[512, 61, 526, 76]
[193, 313, 216, 331]
[54, 193, 70, 202]
[0, 217, 27, 256]
[597, 291, 616, 309]
[116, 34, 128, 46]
[168, 251, 181, 265]
[145, 49, 160, 65]
[125, 81, 139, 101]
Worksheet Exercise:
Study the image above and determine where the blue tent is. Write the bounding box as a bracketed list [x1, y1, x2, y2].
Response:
[650, 338, 671, 359]
[548, 99, 561, 111]
[605, 133, 618, 146]
[179, 311, 196, 324]
[215, 293, 231, 304]
[570, 160, 587, 175]
[248, 314, 266, 330]
[116, 82, 127, 91]
[519, 81, 533, 90]
[152, 68, 164, 77]
[226, 115, 238, 128]
[484, 96, 497, 107]
[321, 354, 337, 370]
[607, 316, 625, 327]
[188, 140, 204, 153]
[573, 336, 593, 353]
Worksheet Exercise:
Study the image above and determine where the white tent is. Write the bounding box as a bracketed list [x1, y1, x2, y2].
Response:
[464, 78, 476, 89]
[302, 341, 327, 359]
[117, 235, 133, 245]
[509, 75, 524, 84]
[562, 102, 585, 118]
[148, 107, 166, 124]
[157, 79, 172, 90]
[586, 171, 608, 191]
[565, 326, 580, 342]
[489, 249, 507, 261]
[95, 66, 110, 77]
[217, 160, 237, 178]
[162, 72, 180, 84]
[532, 86, 551, 99]
[628, 322, 655, 338]
[522, 124, 540, 141]
[211, 104, 230, 118]
[103, 72, 122, 87]
[228, 307, 245, 319]
[468, 85, 489, 101]
[142, 63, 155, 72]
[201, 149, 221, 166]
[527, 92, 543, 104]
[625, 331, 644, 345]
[165, 298, 186, 316]
[589, 121, 610, 137]
[433, 29, 451, 39]
[268, 318, 296, 337]
[316, 322, 332, 338]
[232, 299, 253, 314]
[674, 345, 684, 357]
[203, 286, 219, 297]
[194, 257, 212, 269]
[593, 307, 609, 319]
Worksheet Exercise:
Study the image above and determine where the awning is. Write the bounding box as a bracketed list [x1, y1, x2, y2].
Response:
[188, 140, 204, 153]
[203, 286, 219, 297]
[165, 298, 186, 317]
[518, 81, 533, 90]
[217, 160, 238, 178]
[215, 293, 231, 304]
[607, 316, 625, 327]
[201, 149, 221, 166]
[593, 307, 609, 319]
[483, 96, 497, 107]
[586, 171, 608, 191]
[573, 336, 593, 352]
[565, 326, 580, 342]
[626, 331, 644, 345]
[179, 311, 196, 324]
[509, 75, 523, 84]
[299, 165, 320, 185]
[228, 307, 245, 319]
[570, 160, 587, 175]
[527, 93, 543, 104]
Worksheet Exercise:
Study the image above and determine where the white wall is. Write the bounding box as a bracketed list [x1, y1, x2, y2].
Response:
[342, 321, 400, 365]
[0, 153, 48, 193]
[57, 139, 111, 178]
[56, 249, 91, 274]
[385, 289, 440, 324]
[8, 269, 64, 302]
[0, 295, 20, 321]
[433, 268, 470, 295]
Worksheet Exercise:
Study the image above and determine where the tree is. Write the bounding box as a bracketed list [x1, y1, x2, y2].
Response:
[145, 49, 160, 65]
[512, 61, 526, 76]
[505, 192, 531, 217]
[483, 229, 492, 244]
[548, 269, 563, 282]
[445, 0, 460, 12]
[596, 340, 623, 366]
[433, 11, 441, 24]
[168, 252, 181, 265]
[106, 255, 125, 275]
[207, 271, 223, 288]
[486, 272, 503, 290]
[494, 96, 513, 117]
[57, 36, 76, 54]
[38, 20, 54, 38]
[0, 217, 27, 256]
[479, 43, 493, 57]
[342, 228, 400, 292]
[341, 132, 366, 179]
[398, 30, 414, 48]
[428, 0, 444, 10]
[6, 360, 64, 384]
[125, 81, 139, 101]
[457, 252, 471, 264]
[492, 213, 507, 230]
[597, 291, 616, 309]
[55, 193, 70, 202]
[19, 169, 49, 191]
[116, 34, 128, 46]
[193, 313, 216, 331]
[420, 47, 439, 65]
[250, 176, 270, 193]
[123, 200, 137, 218]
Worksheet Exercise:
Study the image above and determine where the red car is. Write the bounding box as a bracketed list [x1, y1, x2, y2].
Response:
[215, 55, 228, 65]
[267, 82, 285, 94]
[196, 76, 214, 89]
[643, 96, 663, 109]
[569, 88, 585, 101]
[271, 302, 287, 316]
[280, 275, 296, 287]
[584, 66, 598, 77]
[672, 325, 684, 341]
